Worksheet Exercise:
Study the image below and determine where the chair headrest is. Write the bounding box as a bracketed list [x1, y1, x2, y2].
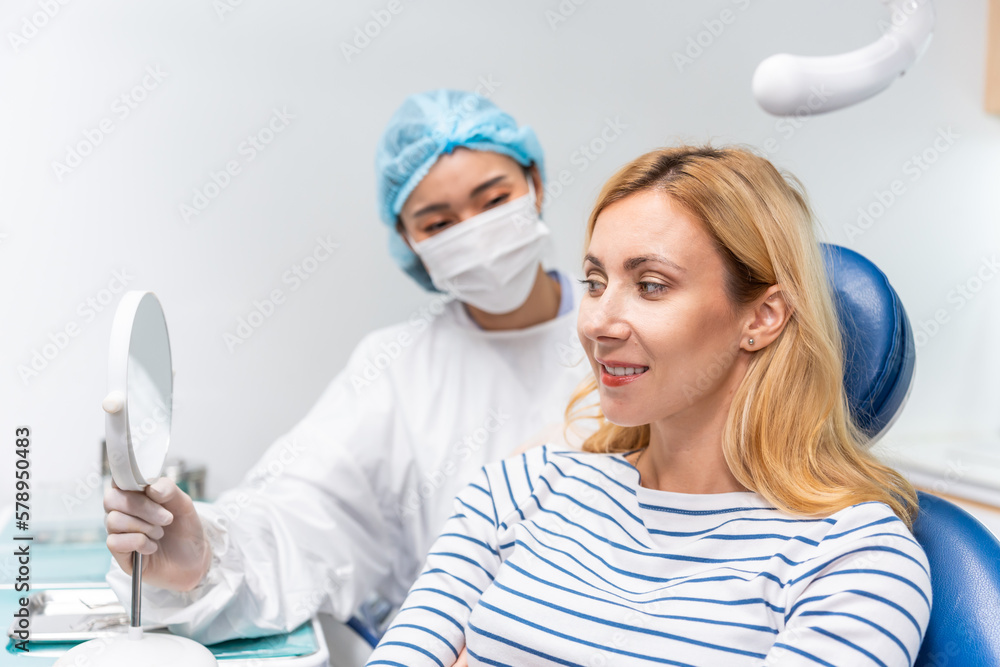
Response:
[821, 244, 915, 440]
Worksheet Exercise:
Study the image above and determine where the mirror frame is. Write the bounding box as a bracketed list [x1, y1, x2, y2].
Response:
[105, 291, 173, 491]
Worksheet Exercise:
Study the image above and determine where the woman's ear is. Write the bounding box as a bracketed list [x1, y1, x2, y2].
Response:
[742, 285, 791, 352]
[528, 165, 544, 213]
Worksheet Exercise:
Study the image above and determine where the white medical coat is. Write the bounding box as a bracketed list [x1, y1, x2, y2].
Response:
[107, 285, 589, 645]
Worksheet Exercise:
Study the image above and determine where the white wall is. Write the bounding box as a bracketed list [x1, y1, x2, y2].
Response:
[1, 0, 998, 504]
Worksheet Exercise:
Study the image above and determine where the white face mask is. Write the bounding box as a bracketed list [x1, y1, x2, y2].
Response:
[408, 181, 550, 314]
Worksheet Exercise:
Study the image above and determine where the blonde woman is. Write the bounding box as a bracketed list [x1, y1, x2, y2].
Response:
[366, 146, 931, 666]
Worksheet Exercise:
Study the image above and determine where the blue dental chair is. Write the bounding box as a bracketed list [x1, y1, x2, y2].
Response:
[823, 244, 1000, 667]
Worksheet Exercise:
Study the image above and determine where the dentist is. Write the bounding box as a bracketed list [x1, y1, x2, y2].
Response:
[103, 89, 589, 644]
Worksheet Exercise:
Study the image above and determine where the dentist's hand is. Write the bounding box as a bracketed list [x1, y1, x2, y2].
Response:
[104, 477, 212, 592]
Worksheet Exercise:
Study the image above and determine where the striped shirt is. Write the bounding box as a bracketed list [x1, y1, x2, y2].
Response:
[366, 445, 931, 666]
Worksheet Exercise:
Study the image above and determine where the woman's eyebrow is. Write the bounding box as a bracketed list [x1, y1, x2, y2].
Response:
[412, 175, 510, 218]
[469, 174, 509, 198]
[412, 201, 450, 218]
[584, 253, 685, 273]
[623, 254, 685, 273]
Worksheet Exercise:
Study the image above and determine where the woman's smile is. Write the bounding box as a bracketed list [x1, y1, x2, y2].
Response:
[597, 358, 650, 386]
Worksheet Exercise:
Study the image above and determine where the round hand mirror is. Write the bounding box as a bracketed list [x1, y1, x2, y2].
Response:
[104, 291, 173, 490]
[55, 291, 216, 666]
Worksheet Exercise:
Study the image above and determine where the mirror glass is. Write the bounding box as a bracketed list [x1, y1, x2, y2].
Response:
[126, 294, 172, 482]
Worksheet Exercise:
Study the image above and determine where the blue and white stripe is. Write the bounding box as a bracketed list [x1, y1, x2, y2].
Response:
[367, 445, 931, 666]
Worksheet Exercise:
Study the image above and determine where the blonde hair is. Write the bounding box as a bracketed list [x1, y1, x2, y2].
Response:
[568, 146, 918, 528]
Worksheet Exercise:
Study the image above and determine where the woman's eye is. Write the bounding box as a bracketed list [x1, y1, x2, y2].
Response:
[425, 220, 452, 233]
[485, 193, 509, 208]
[638, 281, 667, 296]
[578, 278, 605, 294]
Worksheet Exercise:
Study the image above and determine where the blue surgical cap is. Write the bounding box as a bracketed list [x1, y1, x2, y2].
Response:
[375, 89, 546, 291]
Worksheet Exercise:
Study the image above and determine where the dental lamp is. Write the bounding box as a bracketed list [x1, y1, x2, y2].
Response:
[753, 0, 935, 116]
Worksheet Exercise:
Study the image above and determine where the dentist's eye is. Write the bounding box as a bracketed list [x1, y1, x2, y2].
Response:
[424, 220, 453, 234]
[638, 281, 667, 296]
[485, 193, 510, 208]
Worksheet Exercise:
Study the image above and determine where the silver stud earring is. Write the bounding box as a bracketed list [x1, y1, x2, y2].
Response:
[748, 338, 755, 346]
